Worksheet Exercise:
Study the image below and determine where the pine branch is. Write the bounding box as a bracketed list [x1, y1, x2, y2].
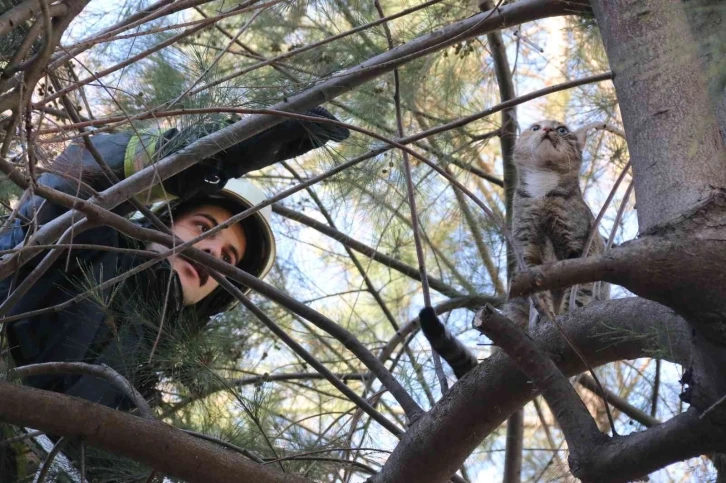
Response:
[17, 72, 611, 287]
[216, 277, 405, 436]
[282, 162, 438, 407]
[273, 203, 466, 299]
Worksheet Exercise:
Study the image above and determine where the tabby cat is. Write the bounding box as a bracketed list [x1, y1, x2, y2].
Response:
[421, 120, 609, 378]
[505, 120, 609, 326]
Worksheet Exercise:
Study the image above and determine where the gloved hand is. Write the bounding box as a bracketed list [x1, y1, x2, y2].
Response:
[162, 106, 349, 197]
[224, 105, 350, 177]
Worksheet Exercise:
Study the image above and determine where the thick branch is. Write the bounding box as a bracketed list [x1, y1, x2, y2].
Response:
[508, 230, 726, 346]
[474, 305, 605, 455]
[0, 381, 308, 483]
[576, 409, 726, 483]
[372, 298, 690, 482]
[9, 361, 153, 419]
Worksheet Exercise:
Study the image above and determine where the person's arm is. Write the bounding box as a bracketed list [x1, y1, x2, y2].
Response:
[132, 105, 350, 200]
[17, 106, 348, 225]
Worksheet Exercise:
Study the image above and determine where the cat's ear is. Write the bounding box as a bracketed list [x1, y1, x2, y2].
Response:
[574, 127, 589, 151]
[574, 122, 607, 151]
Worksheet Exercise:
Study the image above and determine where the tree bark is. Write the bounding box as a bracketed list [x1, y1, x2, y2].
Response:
[591, 0, 726, 413]
[590, 0, 726, 234]
[372, 298, 690, 482]
[0, 381, 308, 483]
[682, 0, 726, 143]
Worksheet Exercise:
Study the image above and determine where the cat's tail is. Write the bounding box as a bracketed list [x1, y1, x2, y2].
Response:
[419, 307, 478, 379]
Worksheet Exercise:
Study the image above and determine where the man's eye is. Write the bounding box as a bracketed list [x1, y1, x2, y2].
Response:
[223, 254, 232, 264]
[557, 126, 569, 134]
[531, 125, 541, 131]
[197, 223, 209, 233]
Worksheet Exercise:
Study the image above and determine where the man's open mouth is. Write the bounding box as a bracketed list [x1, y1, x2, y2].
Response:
[185, 258, 210, 287]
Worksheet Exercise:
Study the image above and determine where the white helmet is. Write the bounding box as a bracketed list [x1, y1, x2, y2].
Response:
[150, 179, 276, 306]
[214, 178, 276, 283]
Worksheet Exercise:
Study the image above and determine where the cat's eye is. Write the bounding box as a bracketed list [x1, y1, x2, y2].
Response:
[557, 126, 569, 134]
[531, 125, 541, 131]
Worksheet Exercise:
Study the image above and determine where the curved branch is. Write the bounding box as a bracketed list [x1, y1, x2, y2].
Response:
[9, 361, 154, 419]
[0, 381, 308, 483]
[508, 230, 726, 345]
[372, 297, 691, 483]
[474, 304, 606, 462]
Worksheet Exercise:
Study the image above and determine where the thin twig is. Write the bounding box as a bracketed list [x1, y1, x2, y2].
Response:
[577, 374, 660, 428]
[567, 160, 631, 310]
[651, 359, 661, 418]
[373, 0, 444, 394]
[35, 436, 69, 483]
[212, 274, 408, 434]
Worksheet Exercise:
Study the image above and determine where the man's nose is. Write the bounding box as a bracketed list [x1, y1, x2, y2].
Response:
[201, 244, 222, 260]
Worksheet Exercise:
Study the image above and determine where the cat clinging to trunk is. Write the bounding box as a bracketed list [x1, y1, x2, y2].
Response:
[420, 120, 609, 379]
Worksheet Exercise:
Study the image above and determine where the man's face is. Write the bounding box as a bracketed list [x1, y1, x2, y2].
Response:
[152, 204, 247, 306]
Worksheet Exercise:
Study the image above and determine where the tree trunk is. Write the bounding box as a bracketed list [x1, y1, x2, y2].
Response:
[590, 0, 726, 413]
[682, 0, 726, 143]
[590, 0, 725, 234]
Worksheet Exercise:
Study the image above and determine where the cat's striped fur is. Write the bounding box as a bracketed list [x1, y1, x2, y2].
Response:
[505, 120, 609, 326]
[419, 307, 478, 379]
[421, 120, 608, 379]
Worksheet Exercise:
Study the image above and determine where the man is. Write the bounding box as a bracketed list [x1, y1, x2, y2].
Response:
[0, 106, 349, 409]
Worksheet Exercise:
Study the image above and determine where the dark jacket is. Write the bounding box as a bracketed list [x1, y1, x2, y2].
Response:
[1, 107, 349, 410]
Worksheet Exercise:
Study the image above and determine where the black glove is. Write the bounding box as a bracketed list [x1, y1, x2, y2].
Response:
[223, 105, 350, 177]
[162, 106, 349, 198]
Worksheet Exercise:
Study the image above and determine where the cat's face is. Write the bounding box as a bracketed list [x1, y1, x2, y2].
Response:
[513, 120, 585, 173]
